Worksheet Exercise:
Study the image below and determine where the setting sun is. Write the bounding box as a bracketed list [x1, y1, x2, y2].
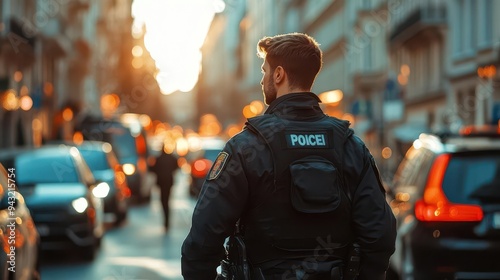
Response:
[132, 0, 225, 95]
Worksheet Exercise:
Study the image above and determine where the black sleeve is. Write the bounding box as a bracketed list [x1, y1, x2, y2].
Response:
[181, 138, 249, 280]
[347, 137, 397, 280]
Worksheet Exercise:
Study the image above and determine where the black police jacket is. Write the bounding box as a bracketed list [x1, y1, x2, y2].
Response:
[181, 92, 397, 280]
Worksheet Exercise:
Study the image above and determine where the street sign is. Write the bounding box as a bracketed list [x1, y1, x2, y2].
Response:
[492, 102, 500, 124]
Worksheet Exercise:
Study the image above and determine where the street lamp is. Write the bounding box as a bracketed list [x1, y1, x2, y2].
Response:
[319, 89, 343, 105]
[319, 89, 344, 118]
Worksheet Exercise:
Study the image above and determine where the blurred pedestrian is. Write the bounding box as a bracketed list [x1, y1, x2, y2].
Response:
[150, 145, 179, 231]
[182, 33, 396, 280]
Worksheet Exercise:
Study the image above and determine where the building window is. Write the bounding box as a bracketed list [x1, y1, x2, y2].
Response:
[479, 0, 493, 48]
[454, 0, 477, 57]
[453, 1, 463, 56]
[364, 42, 372, 71]
[362, 0, 371, 10]
[463, 0, 474, 54]
[426, 47, 432, 92]
[25, 0, 36, 20]
[462, 89, 476, 124]
[484, 0, 493, 44]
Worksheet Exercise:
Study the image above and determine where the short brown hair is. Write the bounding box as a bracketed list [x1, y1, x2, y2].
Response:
[257, 33, 322, 90]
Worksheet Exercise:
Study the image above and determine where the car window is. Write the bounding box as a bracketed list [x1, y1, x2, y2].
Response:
[442, 151, 500, 204]
[16, 154, 80, 185]
[414, 148, 434, 192]
[392, 146, 434, 203]
[72, 150, 96, 185]
[103, 129, 138, 160]
[393, 147, 424, 188]
[79, 150, 110, 171]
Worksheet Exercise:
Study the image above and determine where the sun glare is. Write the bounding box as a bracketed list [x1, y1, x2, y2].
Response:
[132, 0, 225, 95]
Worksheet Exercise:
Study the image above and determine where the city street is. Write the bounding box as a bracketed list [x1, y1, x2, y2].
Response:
[2, 1, 499, 279]
[40, 171, 195, 280]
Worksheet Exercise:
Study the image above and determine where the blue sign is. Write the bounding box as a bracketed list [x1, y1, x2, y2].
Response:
[384, 79, 401, 101]
[351, 100, 372, 117]
[32, 85, 43, 109]
[492, 102, 500, 124]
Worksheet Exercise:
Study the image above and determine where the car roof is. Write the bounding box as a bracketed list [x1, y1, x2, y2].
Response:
[0, 145, 79, 176]
[19, 144, 75, 158]
[0, 144, 76, 159]
[49, 140, 112, 151]
[0, 146, 34, 160]
[417, 131, 500, 154]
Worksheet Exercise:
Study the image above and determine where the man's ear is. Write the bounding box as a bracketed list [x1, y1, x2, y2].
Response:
[274, 66, 285, 84]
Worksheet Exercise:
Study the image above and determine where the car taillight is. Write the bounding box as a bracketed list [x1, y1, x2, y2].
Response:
[137, 157, 147, 173]
[191, 159, 212, 178]
[136, 134, 147, 156]
[114, 170, 131, 198]
[415, 154, 484, 222]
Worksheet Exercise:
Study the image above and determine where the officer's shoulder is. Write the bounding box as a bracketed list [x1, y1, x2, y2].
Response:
[226, 125, 261, 145]
[248, 114, 274, 121]
[246, 114, 277, 127]
[345, 133, 372, 158]
[325, 115, 351, 130]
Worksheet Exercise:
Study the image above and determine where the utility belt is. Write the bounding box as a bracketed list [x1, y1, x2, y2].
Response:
[217, 235, 360, 280]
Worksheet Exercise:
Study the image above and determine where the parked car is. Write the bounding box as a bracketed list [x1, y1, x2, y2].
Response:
[0, 145, 107, 261]
[77, 116, 151, 202]
[188, 137, 225, 198]
[73, 141, 131, 225]
[0, 163, 40, 279]
[0, 222, 7, 279]
[386, 126, 500, 280]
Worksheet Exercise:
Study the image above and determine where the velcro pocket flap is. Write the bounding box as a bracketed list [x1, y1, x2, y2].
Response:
[290, 156, 340, 213]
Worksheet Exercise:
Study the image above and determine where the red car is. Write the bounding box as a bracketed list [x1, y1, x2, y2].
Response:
[188, 138, 225, 198]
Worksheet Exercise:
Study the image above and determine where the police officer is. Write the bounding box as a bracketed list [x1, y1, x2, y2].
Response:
[181, 33, 396, 280]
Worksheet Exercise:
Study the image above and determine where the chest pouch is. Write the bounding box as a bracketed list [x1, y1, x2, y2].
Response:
[290, 155, 341, 214]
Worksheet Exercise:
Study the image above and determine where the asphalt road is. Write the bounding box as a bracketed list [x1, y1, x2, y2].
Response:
[40, 171, 196, 280]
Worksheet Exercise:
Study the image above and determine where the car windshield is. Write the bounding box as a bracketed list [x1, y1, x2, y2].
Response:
[102, 129, 138, 160]
[15, 154, 80, 185]
[79, 149, 110, 172]
[442, 151, 500, 204]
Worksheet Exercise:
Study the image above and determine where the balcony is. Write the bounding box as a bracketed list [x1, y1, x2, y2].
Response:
[389, 0, 446, 44]
[0, 17, 36, 69]
[353, 70, 387, 94]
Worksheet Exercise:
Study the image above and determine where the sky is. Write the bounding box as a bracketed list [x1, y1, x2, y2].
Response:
[131, 0, 226, 95]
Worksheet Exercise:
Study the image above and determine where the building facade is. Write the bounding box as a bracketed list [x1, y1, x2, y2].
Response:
[0, 0, 135, 148]
[198, 0, 500, 179]
[447, 0, 500, 129]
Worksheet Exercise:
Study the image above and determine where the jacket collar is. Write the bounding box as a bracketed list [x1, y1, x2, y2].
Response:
[264, 92, 324, 119]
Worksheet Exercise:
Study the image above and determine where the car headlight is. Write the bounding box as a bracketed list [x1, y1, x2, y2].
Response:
[122, 163, 136, 175]
[92, 182, 110, 198]
[72, 197, 89, 213]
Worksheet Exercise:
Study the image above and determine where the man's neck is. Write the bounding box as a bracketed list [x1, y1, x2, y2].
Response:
[276, 86, 310, 99]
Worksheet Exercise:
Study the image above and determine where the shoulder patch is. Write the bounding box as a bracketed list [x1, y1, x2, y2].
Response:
[208, 152, 230, 180]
